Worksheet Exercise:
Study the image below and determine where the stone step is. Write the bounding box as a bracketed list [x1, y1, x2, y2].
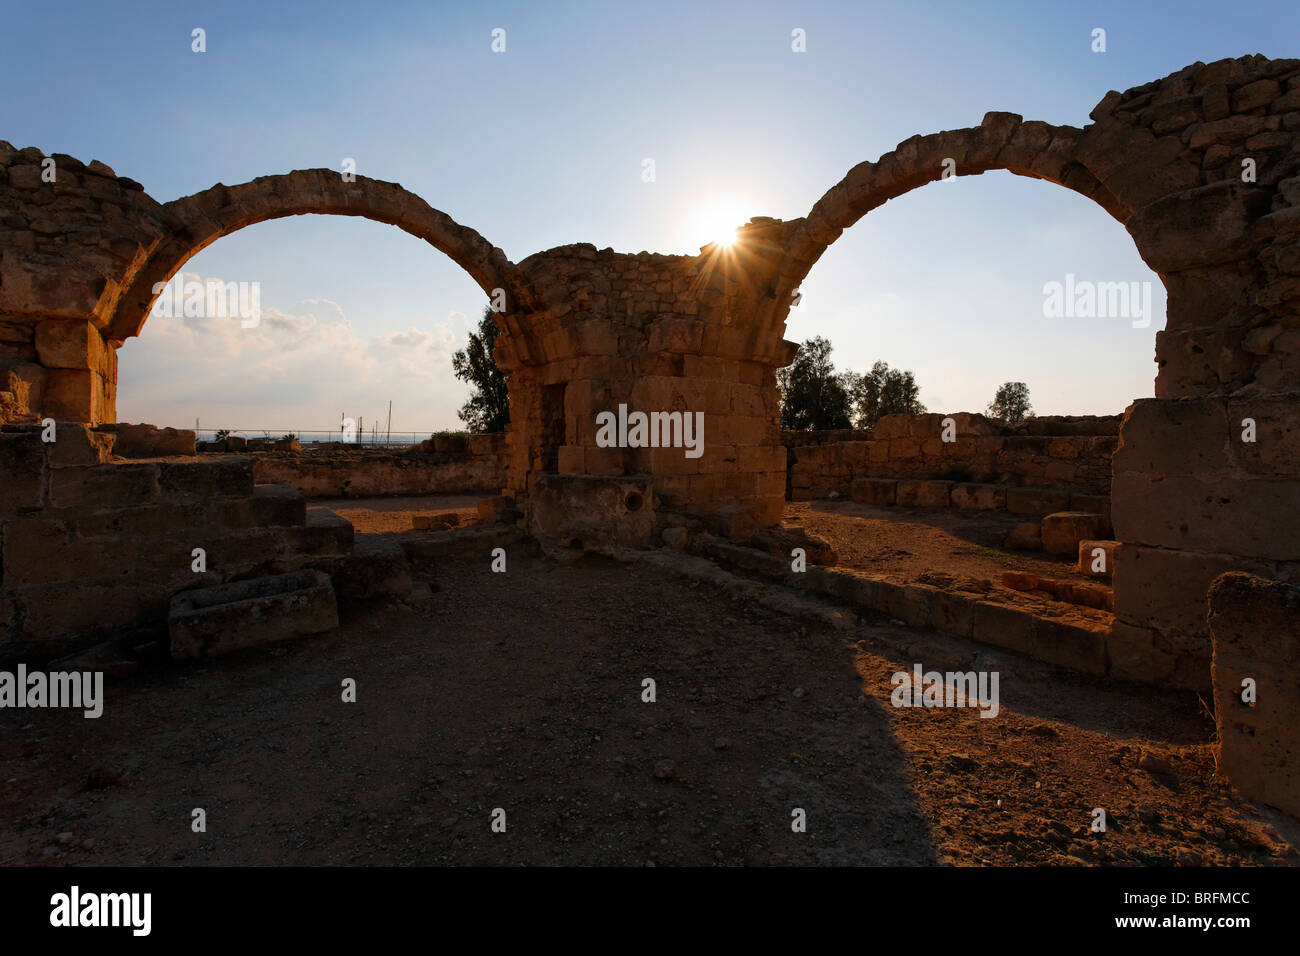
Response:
[168, 569, 338, 661]
[307, 535, 412, 600]
[292, 508, 354, 555]
[399, 526, 535, 564]
[158, 457, 254, 501]
[690, 536, 1110, 677]
[1078, 539, 1119, 579]
[1041, 511, 1113, 555]
[253, 484, 307, 527]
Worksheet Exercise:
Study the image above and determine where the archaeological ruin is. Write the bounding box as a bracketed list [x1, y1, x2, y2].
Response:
[2, 54, 1299, 816]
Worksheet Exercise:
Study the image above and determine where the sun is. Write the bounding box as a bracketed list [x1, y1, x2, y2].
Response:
[684, 197, 750, 251]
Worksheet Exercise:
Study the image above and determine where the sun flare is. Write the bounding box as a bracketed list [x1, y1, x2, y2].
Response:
[685, 197, 750, 251]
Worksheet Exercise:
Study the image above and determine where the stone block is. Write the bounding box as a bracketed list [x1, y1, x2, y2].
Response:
[323, 536, 412, 600]
[873, 415, 911, 439]
[1077, 539, 1119, 579]
[98, 423, 196, 457]
[253, 484, 306, 527]
[557, 444, 584, 474]
[1, 517, 67, 585]
[527, 474, 655, 548]
[42, 369, 105, 422]
[0, 432, 44, 512]
[47, 462, 159, 509]
[1209, 573, 1300, 818]
[1003, 521, 1042, 551]
[1031, 616, 1107, 676]
[850, 477, 896, 506]
[901, 583, 939, 628]
[971, 601, 1034, 655]
[288, 509, 355, 556]
[44, 421, 114, 466]
[169, 569, 339, 660]
[1106, 621, 1177, 685]
[950, 482, 1006, 511]
[702, 504, 763, 539]
[1113, 544, 1269, 652]
[34, 319, 106, 370]
[1006, 487, 1071, 516]
[1226, 396, 1300, 477]
[1111, 473, 1300, 561]
[159, 458, 254, 499]
[8, 580, 164, 645]
[1112, 397, 1231, 477]
[896, 479, 952, 509]
[931, 590, 975, 638]
[1041, 511, 1112, 555]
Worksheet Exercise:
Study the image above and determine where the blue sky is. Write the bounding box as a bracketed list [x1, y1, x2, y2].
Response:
[3, 1, 1297, 432]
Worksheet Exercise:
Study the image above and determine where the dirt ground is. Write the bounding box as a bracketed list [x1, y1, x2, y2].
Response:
[1, 496, 1295, 866]
[785, 500, 1114, 627]
[324, 494, 482, 534]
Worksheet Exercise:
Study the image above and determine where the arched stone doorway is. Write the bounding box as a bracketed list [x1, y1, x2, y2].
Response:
[748, 55, 1300, 688]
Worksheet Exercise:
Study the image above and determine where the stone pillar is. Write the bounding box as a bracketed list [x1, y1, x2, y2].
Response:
[1209, 572, 1300, 818]
[1109, 398, 1300, 688]
[33, 319, 115, 423]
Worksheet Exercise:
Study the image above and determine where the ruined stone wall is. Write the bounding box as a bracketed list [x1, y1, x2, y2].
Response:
[507, 241, 791, 530]
[1093, 59, 1300, 689]
[247, 436, 508, 498]
[0, 423, 355, 662]
[761, 55, 1300, 691]
[0, 150, 158, 422]
[787, 413, 1119, 499]
[3, 55, 1300, 691]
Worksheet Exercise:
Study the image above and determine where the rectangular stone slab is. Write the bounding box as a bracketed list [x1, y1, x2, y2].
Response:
[168, 569, 338, 661]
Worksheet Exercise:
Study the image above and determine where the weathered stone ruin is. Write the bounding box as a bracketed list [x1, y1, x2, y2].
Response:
[2, 54, 1298, 813]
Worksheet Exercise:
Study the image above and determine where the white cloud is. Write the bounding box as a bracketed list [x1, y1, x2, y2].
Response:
[117, 272, 471, 431]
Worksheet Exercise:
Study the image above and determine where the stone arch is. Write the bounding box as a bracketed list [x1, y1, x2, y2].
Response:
[761, 117, 1162, 373]
[105, 170, 524, 345]
[752, 55, 1300, 690]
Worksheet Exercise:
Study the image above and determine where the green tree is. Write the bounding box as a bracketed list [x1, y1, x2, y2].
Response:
[777, 336, 853, 430]
[987, 381, 1033, 424]
[452, 308, 510, 433]
[851, 360, 926, 428]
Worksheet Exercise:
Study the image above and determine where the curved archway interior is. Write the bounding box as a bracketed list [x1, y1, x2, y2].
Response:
[116, 216, 492, 439]
[788, 170, 1165, 417]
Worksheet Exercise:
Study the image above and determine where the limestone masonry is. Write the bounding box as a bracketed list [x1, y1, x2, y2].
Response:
[2, 55, 1299, 812]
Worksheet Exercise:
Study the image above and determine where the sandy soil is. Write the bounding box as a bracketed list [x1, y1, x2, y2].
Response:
[321, 495, 482, 535]
[785, 500, 1114, 627]
[2, 535, 1295, 867]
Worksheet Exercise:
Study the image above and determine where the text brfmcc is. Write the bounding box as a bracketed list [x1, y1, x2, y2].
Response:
[595, 404, 704, 458]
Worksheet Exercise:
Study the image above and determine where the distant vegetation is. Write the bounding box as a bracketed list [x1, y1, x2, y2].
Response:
[987, 381, 1033, 424]
[778, 337, 1035, 430]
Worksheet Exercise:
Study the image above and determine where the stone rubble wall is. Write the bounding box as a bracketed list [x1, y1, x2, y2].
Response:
[246, 436, 509, 498]
[786, 413, 1119, 499]
[0, 422, 361, 663]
